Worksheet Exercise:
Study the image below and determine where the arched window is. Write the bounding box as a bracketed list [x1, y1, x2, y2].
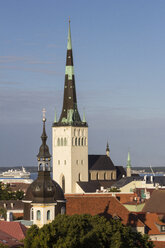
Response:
[64, 138, 67, 146]
[78, 173, 81, 181]
[57, 138, 60, 146]
[75, 138, 77, 146]
[96, 173, 99, 180]
[74, 129, 76, 136]
[104, 172, 106, 180]
[31, 208, 34, 220]
[78, 138, 81, 146]
[78, 129, 80, 136]
[61, 206, 65, 215]
[62, 176, 65, 193]
[47, 210, 50, 220]
[61, 138, 63, 146]
[81, 138, 84, 146]
[84, 137, 86, 146]
[36, 210, 41, 221]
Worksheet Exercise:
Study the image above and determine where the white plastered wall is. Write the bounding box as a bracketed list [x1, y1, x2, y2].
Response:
[52, 126, 88, 193]
[32, 204, 56, 227]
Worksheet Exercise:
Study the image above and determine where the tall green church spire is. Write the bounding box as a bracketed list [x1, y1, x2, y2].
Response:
[53, 20, 87, 127]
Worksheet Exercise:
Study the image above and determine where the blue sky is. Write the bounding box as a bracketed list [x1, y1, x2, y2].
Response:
[0, 0, 165, 167]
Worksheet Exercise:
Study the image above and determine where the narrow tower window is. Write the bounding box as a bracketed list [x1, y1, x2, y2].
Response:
[78, 138, 81, 146]
[31, 208, 34, 220]
[47, 210, 50, 220]
[64, 137, 67, 146]
[36, 210, 41, 221]
[75, 138, 77, 146]
[62, 176, 65, 193]
[61, 138, 63, 146]
[57, 138, 60, 146]
[61, 206, 65, 215]
[81, 138, 84, 146]
[78, 173, 81, 181]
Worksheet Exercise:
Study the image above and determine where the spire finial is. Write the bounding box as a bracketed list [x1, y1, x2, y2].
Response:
[42, 108, 46, 122]
[106, 142, 110, 157]
[69, 16, 70, 24]
[127, 151, 131, 168]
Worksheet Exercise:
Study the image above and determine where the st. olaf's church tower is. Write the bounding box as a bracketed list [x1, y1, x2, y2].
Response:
[52, 21, 126, 194]
[52, 21, 88, 193]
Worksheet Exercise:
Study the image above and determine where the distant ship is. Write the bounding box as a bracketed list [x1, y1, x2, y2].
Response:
[0, 167, 30, 179]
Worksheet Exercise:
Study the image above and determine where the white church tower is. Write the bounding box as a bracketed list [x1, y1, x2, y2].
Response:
[52, 20, 88, 193]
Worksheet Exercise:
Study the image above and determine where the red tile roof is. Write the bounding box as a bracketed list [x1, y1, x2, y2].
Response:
[65, 194, 144, 227]
[0, 229, 23, 247]
[0, 221, 27, 241]
[153, 241, 165, 248]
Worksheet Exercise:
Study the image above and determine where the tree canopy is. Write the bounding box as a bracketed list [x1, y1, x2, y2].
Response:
[0, 182, 24, 200]
[24, 214, 153, 248]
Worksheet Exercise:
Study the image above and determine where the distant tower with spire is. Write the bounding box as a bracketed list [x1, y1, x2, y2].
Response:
[106, 142, 110, 157]
[52, 20, 88, 193]
[23, 109, 65, 227]
[126, 151, 132, 177]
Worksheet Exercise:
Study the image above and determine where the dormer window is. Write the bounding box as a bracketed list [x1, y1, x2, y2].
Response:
[35, 186, 40, 192]
[47, 186, 52, 191]
[161, 225, 165, 232]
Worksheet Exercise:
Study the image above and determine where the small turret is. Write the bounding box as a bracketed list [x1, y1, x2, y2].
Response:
[37, 108, 51, 171]
[126, 151, 131, 177]
[106, 142, 110, 157]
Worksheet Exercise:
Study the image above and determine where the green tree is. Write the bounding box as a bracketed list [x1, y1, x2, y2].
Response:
[24, 214, 154, 248]
[0, 208, 7, 220]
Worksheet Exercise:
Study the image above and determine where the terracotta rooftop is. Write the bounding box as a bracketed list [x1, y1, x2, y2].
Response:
[143, 190, 165, 213]
[65, 194, 144, 228]
[0, 221, 27, 241]
[0, 229, 23, 247]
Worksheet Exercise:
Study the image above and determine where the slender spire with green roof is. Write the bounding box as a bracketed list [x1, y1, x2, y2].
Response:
[126, 151, 132, 177]
[53, 19, 87, 127]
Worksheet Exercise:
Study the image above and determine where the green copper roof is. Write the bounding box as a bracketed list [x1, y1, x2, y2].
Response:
[67, 20, 72, 50]
[65, 65, 74, 80]
[127, 152, 131, 168]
